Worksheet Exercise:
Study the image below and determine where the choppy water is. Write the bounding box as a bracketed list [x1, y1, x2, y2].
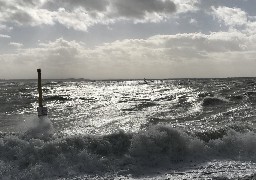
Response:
[1, 78, 256, 179]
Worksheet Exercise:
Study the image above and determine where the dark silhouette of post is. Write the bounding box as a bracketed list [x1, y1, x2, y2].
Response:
[37, 69, 47, 116]
[37, 69, 43, 107]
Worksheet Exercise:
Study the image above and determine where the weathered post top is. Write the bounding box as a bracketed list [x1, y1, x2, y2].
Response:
[37, 68, 47, 116]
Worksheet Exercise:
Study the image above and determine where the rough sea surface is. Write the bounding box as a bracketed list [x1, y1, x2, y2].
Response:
[1, 78, 256, 179]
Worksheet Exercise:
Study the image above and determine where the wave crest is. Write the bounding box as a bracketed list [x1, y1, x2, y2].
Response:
[1, 125, 256, 179]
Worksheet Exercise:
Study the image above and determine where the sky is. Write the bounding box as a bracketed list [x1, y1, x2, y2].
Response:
[0, 0, 256, 79]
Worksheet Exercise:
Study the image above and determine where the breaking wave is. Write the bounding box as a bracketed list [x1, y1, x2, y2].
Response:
[1, 123, 256, 179]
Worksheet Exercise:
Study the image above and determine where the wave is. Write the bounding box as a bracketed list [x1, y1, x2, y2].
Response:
[122, 101, 157, 111]
[44, 95, 70, 101]
[79, 97, 97, 102]
[1, 123, 256, 179]
[229, 94, 244, 101]
[194, 124, 253, 142]
[198, 92, 214, 98]
[154, 95, 174, 102]
[202, 96, 229, 106]
[245, 91, 256, 103]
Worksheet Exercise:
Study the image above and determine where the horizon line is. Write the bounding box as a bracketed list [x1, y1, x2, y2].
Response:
[1, 76, 256, 81]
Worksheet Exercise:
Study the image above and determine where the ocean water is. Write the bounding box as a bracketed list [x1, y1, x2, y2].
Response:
[1, 78, 256, 179]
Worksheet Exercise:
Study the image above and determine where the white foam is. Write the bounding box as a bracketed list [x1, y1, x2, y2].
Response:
[22, 116, 54, 140]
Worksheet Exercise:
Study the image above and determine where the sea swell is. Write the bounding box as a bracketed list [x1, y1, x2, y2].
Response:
[1, 123, 256, 179]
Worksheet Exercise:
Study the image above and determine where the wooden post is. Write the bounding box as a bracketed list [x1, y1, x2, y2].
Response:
[37, 69, 43, 107]
[37, 69, 47, 116]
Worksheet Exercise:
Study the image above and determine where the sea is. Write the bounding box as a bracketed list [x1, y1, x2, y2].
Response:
[1, 78, 256, 179]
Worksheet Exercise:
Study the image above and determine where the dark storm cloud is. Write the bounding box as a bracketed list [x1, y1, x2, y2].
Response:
[16, 0, 39, 7]
[111, 0, 177, 18]
[44, 0, 176, 17]
[0, 0, 178, 31]
[65, 0, 109, 11]
[44, 0, 109, 11]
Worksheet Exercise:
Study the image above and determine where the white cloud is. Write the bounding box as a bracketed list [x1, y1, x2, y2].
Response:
[0, 34, 10, 38]
[211, 6, 247, 27]
[0, 24, 13, 31]
[189, 18, 197, 24]
[54, 8, 112, 31]
[210, 5, 256, 36]
[245, 20, 256, 35]
[9, 42, 23, 48]
[1, 31, 256, 79]
[172, 0, 199, 13]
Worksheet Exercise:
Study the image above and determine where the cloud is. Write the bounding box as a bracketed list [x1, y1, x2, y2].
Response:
[0, 0, 54, 26]
[246, 21, 256, 34]
[45, 0, 177, 18]
[9, 42, 23, 48]
[0, 34, 10, 38]
[212, 6, 247, 27]
[44, 0, 109, 12]
[1, 30, 256, 79]
[0, 0, 202, 31]
[54, 8, 112, 31]
[0, 24, 13, 31]
[189, 18, 197, 24]
[172, 0, 199, 13]
[210, 5, 256, 35]
[109, 0, 176, 19]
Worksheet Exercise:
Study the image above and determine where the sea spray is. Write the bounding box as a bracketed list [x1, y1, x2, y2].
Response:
[1, 125, 256, 179]
[22, 116, 54, 140]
